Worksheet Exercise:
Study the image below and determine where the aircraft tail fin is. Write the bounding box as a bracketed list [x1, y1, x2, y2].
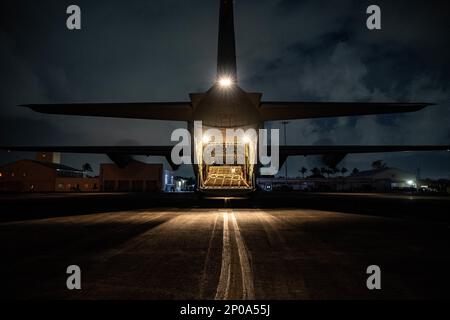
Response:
[217, 0, 237, 81]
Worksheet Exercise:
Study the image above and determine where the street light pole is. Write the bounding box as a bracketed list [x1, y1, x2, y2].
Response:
[281, 121, 289, 181]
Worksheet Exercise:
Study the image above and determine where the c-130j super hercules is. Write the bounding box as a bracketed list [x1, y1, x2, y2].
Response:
[3, 0, 449, 196]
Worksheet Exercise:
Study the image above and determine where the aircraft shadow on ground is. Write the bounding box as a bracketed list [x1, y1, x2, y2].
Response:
[1, 192, 450, 223]
[0, 216, 169, 299]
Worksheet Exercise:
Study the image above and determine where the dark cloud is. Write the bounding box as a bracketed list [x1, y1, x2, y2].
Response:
[1, 0, 449, 178]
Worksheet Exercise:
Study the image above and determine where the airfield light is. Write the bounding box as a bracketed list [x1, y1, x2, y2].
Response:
[218, 77, 233, 88]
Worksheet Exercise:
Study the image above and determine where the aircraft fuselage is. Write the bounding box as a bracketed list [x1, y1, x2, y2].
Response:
[188, 83, 263, 195]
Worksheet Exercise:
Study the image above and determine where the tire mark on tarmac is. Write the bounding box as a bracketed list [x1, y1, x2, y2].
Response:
[215, 211, 254, 300]
[215, 212, 231, 300]
[230, 211, 255, 300]
[199, 212, 219, 298]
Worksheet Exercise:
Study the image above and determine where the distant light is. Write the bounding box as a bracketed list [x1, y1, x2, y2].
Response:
[218, 77, 233, 88]
[202, 134, 211, 144]
[406, 180, 415, 186]
[243, 135, 251, 144]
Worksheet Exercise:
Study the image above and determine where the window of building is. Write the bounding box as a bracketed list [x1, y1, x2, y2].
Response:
[0, 172, 2, 177]
[58, 184, 63, 189]
[23, 172, 27, 177]
[11, 172, 15, 177]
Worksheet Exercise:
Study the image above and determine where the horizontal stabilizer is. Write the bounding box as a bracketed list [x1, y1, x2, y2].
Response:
[22, 102, 193, 121]
[259, 102, 433, 121]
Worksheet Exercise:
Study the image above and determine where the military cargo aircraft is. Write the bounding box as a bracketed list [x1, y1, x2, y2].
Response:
[3, 0, 449, 195]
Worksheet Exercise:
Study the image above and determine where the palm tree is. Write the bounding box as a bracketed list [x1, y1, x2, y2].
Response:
[321, 167, 332, 178]
[371, 160, 387, 170]
[332, 167, 339, 176]
[341, 167, 348, 176]
[300, 167, 308, 178]
[82, 163, 93, 172]
[328, 168, 335, 178]
[311, 167, 322, 177]
[352, 168, 360, 175]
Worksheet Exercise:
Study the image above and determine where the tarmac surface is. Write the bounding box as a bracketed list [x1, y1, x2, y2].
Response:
[1, 192, 450, 299]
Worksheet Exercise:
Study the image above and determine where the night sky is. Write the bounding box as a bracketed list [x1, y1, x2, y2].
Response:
[1, 0, 449, 179]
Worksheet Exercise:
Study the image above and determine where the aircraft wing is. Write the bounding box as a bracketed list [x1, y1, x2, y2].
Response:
[259, 102, 433, 121]
[276, 145, 450, 168]
[278, 145, 450, 156]
[1, 145, 179, 169]
[4, 145, 449, 170]
[22, 102, 193, 121]
[4, 145, 449, 158]
[1, 146, 175, 156]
